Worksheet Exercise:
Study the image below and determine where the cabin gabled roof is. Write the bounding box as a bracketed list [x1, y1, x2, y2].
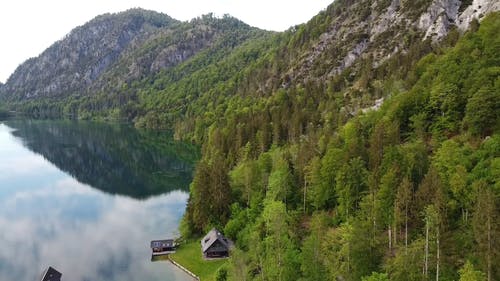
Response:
[201, 228, 230, 253]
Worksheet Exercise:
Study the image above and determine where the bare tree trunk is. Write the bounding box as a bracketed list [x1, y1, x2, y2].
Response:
[394, 224, 397, 247]
[303, 179, 307, 214]
[405, 208, 408, 253]
[388, 226, 392, 251]
[487, 214, 491, 281]
[405, 203, 408, 253]
[424, 223, 429, 277]
[436, 230, 440, 281]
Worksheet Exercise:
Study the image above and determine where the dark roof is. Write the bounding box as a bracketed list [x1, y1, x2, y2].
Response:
[40, 266, 62, 281]
[150, 239, 175, 248]
[201, 228, 231, 253]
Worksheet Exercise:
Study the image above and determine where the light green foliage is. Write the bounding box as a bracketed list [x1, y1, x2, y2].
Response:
[4, 5, 500, 281]
[182, 13, 500, 281]
[322, 222, 353, 280]
[361, 272, 389, 281]
[336, 157, 368, 220]
[316, 146, 345, 209]
[375, 168, 398, 227]
[267, 150, 294, 204]
[459, 261, 487, 281]
[386, 239, 426, 281]
[464, 85, 500, 136]
[216, 266, 228, 281]
[260, 200, 300, 281]
[449, 165, 473, 220]
[300, 212, 328, 281]
[433, 139, 472, 182]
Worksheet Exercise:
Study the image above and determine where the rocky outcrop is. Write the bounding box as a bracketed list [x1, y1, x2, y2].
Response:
[418, 0, 500, 40]
[457, 0, 500, 29]
[1, 0, 498, 107]
[0, 10, 258, 102]
[89, 15, 256, 93]
[1, 9, 175, 101]
[288, 0, 499, 83]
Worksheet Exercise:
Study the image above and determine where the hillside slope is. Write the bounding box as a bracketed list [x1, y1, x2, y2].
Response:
[1, 9, 176, 100]
[0, 0, 498, 280]
[1, 0, 498, 125]
[182, 12, 499, 281]
[0, 10, 265, 105]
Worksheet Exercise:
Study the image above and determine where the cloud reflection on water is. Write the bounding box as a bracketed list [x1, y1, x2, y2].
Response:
[0, 123, 194, 281]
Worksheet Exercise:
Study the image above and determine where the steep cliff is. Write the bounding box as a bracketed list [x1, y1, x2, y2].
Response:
[0, 0, 497, 123]
[0, 10, 263, 102]
[283, 0, 499, 83]
[2, 9, 176, 100]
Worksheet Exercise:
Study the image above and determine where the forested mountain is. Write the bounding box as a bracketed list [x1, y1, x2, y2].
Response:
[2, 9, 176, 100]
[0, 9, 265, 105]
[1, 0, 499, 280]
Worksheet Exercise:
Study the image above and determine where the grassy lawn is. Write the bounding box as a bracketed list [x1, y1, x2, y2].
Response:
[170, 239, 228, 281]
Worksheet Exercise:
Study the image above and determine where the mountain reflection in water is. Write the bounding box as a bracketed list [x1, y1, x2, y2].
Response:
[5, 119, 198, 199]
[0, 120, 197, 281]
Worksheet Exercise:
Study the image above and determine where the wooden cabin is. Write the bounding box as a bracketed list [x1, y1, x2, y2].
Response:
[201, 228, 232, 258]
[150, 239, 176, 255]
[40, 266, 62, 281]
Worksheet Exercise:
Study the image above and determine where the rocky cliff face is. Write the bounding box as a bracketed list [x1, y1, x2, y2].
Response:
[2, 9, 176, 100]
[89, 14, 258, 94]
[1, 0, 498, 107]
[0, 10, 260, 102]
[419, 0, 500, 39]
[457, 0, 500, 29]
[288, 0, 499, 83]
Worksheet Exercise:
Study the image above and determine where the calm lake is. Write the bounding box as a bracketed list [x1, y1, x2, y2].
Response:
[0, 119, 198, 281]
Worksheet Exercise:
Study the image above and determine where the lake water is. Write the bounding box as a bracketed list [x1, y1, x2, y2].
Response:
[0, 119, 198, 281]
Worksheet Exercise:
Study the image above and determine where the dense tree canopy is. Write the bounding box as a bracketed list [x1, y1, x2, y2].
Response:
[181, 13, 500, 281]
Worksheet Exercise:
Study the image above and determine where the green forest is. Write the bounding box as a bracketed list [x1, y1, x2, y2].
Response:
[1, 2, 498, 280]
[180, 13, 500, 281]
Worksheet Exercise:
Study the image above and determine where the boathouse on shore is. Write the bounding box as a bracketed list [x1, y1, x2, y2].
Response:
[151, 239, 176, 255]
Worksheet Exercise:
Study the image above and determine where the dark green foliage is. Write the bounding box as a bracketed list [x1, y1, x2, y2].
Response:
[196, 13, 498, 281]
[464, 85, 500, 136]
[216, 266, 228, 281]
[1, 1, 499, 279]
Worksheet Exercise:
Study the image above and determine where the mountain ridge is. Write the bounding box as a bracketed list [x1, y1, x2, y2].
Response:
[0, 9, 264, 103]
[2, 9, 177, 100]
[1, 0, 497, 109]
[0, 1, 499, 280]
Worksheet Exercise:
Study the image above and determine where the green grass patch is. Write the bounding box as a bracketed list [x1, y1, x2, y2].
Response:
[170, 239, 228, 281]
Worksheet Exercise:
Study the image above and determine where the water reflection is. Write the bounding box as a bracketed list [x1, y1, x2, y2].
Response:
[0, 122, 196, 281]
[4, 119, 198, 199]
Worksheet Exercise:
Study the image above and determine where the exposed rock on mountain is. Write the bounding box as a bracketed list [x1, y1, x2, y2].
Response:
[2, 9, 176, 100]
[288, 0, 499, 83]
[0, 9, 262, 102]
[0, 0, 497, 124]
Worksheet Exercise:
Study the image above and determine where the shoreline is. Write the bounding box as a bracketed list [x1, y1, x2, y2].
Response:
[168, 256, 200, 281]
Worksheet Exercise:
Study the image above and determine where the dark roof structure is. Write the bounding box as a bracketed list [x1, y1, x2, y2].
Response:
[201, 228, 231, 254]
[150, 239, 175, 249]
[40, 266, 62, 281]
